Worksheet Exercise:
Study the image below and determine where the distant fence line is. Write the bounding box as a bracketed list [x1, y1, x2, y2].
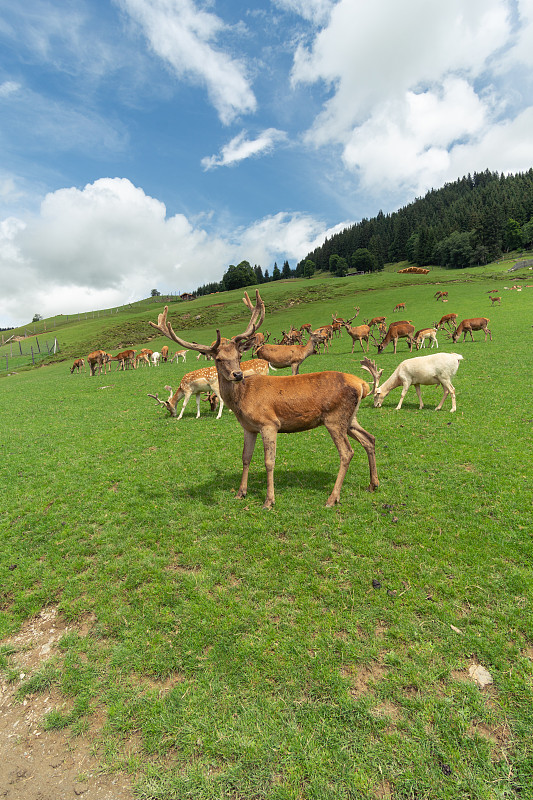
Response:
[1, 338, 60, 372]
[3, 294, 184, 340]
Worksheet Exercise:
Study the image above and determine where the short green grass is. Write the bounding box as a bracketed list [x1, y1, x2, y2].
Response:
[1, 264, 532, 799]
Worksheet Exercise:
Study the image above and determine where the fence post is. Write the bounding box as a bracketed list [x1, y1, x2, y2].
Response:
[36, 337, 41, 353]
[19, 340, 22, 355]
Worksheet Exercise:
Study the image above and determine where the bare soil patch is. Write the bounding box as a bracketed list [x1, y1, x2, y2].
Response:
[0, 608, 133, 799]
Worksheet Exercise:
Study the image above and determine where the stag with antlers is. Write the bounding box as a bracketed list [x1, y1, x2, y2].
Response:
[150, 292, 378, 508]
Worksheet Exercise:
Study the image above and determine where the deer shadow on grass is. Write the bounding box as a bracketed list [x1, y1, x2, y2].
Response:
[178, 464, 360, 507]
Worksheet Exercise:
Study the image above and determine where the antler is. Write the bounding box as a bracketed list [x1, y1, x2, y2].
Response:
[236, 290, 265, 343]
[360, 357, 383, 395]
[147, 385, 174, 413]
[149, 306, 216, 355]
[346, 306, 360, 323]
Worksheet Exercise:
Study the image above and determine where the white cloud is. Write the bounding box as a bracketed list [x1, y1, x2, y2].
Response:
[0, 81, 21, 98]
[287, 0, 533, 200]
[201, 128, 287, 169]
[117, 0, 256, 123]
[0, 178, 337, 327]
[343, 78, 489, 195]
[272, 0, 334, 25]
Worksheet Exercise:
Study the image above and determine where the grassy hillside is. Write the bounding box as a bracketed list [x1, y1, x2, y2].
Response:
[1, 260, 532, 799]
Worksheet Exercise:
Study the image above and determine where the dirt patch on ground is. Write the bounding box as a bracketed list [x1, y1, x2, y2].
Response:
[0, 607, 133, 799]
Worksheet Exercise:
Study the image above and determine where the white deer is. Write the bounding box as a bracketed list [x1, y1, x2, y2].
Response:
[361, 353, 464, 412]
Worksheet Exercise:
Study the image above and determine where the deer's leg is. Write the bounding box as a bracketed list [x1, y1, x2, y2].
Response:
[236, 429, 258, 501]
[177, 391, 191, 420]
[292, 364, 299, 375]
[413, 384, 423, 410]
[435, 381, 455, 412]
[324, 423, 354, 507]
[215, 391, 224, 419]
[347, 417, 379, 493]
[195, 393, 202, 418]
[351, 340, 355, 354]
[395, 381, 411, 410]
[260, 427, 278, 509]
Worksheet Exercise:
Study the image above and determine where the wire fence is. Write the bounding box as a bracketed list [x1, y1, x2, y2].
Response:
[0, 337, 60, 372]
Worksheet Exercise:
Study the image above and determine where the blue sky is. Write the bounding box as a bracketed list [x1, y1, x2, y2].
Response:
[1, 0, 533, 326]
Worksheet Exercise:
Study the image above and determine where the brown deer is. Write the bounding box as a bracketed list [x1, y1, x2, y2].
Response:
[489, 296, 501, 305]
[342, 322, 371, 353]
[256, 331, 322, 374]
[87, 350, 109, 376]
[149, 292, 378, 508]
[161, 345, 169, 362]
[434, 313, 458, 331]
[171, 349, 187, 363]
[368, 316, 386, 327]
[375, 321, 415, 354]
[434, 291, 448, 301]
[393, 302, 406, 313]
[109, 349, 136, 370]
[70, 358, 85, 373]
[135, 348, 153, 367]
[450, 318, 492, 343]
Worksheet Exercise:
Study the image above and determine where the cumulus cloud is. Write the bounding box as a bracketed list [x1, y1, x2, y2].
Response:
[0, 178, 338, 327]
[201, 128, 287, 169]
[117, 0, 256, 123]
[288, 0, 533, 195]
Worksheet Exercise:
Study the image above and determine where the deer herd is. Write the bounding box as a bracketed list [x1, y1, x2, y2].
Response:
[70, 286, 501, 507]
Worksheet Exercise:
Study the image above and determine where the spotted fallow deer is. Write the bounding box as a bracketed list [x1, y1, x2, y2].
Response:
[149, 291, 378, 508]
[149, 359, 273, 421]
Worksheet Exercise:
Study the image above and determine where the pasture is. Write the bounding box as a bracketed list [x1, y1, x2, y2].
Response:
[1, 266, 532, 799]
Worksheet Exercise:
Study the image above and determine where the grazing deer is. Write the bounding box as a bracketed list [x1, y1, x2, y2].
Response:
[393, 302, 406, 313]
[434, 291, 448, 301]
[361, 353, 463, 412]
[368, 316, 386, 328]
[434, 313, 458, 331]
[171, 350, 187, 363]
[161, 345, 169, 362]
[414, 328, 438, 349]
[109, 349, 136, 370]
[489, 296, 501, 305]
[149, 292, 378, 508]
[375, 321, 415, 354]
[256, 332, 322, 374]
[135, 348, 153, 368]
[149, 359, 273, 421]
[450, 318, 492, 343]
[151, 351, 161, 366]
[87, 350, 109, 376]
[70, 358, 85, 373]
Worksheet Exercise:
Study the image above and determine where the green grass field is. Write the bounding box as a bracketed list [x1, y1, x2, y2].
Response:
[1, 260, 532, 799]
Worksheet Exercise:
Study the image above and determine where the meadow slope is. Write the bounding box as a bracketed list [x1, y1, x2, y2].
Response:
[1, 264, 532, 800]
